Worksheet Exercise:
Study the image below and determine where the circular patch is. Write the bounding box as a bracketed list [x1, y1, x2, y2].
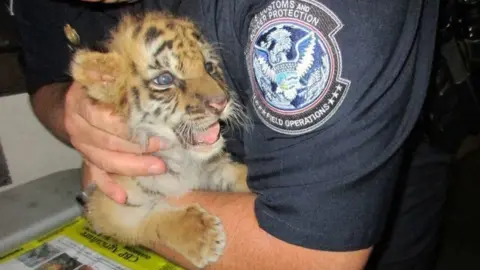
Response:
[246, 1, 351, 135]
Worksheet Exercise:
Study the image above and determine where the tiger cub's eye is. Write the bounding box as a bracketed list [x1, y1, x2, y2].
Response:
[152, 72, 174, 89]
[205, 62, 214, 74]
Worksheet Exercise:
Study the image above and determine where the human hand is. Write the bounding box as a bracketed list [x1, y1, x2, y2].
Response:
[64, 81, 167, 204]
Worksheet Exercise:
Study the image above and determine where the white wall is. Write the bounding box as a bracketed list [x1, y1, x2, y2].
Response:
[0, 93, 81, 190]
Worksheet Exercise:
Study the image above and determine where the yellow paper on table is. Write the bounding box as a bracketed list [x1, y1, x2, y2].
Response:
[0, 217, 183, 270]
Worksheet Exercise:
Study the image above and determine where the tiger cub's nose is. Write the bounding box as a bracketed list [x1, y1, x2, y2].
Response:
[206, 95, 228, 114]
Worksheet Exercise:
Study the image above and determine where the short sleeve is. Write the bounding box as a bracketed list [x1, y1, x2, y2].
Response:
[13, 0, 73, 95]
[13, 0, 121, 95]
[242, 0, 439, 251]
[251, 143, 403, 251]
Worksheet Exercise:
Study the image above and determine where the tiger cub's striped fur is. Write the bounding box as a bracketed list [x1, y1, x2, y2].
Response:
[70, 12, 250, 268]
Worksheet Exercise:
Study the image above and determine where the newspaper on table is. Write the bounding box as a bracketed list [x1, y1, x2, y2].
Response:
[0, 217, 183, 270]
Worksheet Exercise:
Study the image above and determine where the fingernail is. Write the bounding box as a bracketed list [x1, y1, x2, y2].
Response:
[109, 190, 125, 204]
[117, 193, 127, 204]
[158, 141, 170, 150]
[148, 164, 164, 175]
[158, 137, 171, 149]
[151, 137, 169, 150]
[107, 191, 117, 201]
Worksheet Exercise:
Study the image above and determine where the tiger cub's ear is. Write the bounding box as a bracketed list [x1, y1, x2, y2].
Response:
[70, 50, 126, 106]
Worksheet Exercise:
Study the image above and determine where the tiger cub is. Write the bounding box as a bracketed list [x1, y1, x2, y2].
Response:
[70, 12, 250, 268]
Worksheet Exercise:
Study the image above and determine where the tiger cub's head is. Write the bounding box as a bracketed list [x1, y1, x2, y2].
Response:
[71, 12, 244, 156]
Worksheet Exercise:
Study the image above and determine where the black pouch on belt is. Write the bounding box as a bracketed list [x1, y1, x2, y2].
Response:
[423, 0, 480, 154]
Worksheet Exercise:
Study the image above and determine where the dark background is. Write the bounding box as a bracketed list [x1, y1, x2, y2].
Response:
[0, 0, 24, 97]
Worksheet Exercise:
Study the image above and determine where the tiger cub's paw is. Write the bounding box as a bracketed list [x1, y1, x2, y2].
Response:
[71, 50, 122, 84]
[70, 50, 125, 105]
[169, 204, 226, 268]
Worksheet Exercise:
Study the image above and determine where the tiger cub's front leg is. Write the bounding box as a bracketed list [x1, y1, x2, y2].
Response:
[203, 159, 250, 193]
[85, 176, 226, 268]
[230, 162, 249, 192]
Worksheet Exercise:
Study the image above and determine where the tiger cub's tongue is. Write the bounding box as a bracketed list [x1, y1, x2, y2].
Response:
[193, 122, 220, 145]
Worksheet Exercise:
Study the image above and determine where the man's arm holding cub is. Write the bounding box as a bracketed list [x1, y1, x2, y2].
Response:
[30, 81, 166, 202]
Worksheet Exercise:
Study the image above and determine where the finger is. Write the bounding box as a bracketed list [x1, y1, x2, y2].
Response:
[79, 142, 166, 176]
[70, 113, 146, 154]
[67, 81, 168, 153]
[71, 114, 167, 154]
[94, 109, 130, 139]
[84, 109, 169, 152]
[74, 89, 169, 153]
[68, 94, 147, 153]
[78, 97, 131, 139]
[145, 136, 169, 153]
[81, 161, 93, 188]
[68, 82, 129, 139]
[65, 81, 86, 116]
[83, 160, 127, 204]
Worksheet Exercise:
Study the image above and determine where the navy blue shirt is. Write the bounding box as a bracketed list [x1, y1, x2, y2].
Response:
[13, 0, 439, 252]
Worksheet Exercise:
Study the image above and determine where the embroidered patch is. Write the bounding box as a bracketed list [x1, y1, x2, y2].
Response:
[245, 0, 351, 135]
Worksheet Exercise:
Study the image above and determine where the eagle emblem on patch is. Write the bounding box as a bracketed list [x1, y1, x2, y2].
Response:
[246, 0, 351, 135]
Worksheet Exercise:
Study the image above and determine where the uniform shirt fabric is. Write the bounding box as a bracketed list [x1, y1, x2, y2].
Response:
[13, 0, 439, 253]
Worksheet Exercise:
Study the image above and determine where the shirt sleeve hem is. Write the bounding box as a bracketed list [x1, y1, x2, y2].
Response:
[254, 201, 377, 252]
[26, 76, 72, 96]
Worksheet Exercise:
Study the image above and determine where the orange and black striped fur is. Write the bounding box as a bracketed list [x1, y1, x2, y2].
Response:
[70, 12, 250, 268]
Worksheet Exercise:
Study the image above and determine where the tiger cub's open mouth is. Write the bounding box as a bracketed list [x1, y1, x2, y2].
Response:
[177, 122, 221, 149]
[191, 122, 220, 146]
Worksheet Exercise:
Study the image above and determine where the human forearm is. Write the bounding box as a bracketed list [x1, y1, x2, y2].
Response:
[30, 82, 72, 145]
[157, 192, 372, 270]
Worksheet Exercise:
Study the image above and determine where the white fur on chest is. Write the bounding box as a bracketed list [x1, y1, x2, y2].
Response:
[132, 122, 226, 198]
[136, 148, 205, 197]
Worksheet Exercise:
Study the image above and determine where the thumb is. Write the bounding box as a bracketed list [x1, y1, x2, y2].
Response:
[82, 161, 127, 204]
